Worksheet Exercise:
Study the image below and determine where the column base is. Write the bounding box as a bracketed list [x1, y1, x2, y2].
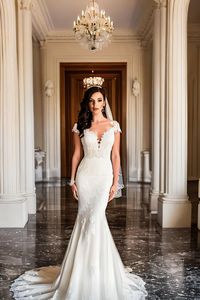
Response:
[158, 196, 191, 228]
[0, 195, 28, 227]
[150, 191, 159, 213]
[26, 192, 36, 214]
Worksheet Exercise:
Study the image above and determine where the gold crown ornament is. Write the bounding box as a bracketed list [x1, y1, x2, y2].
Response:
[83, 77, 104, 90]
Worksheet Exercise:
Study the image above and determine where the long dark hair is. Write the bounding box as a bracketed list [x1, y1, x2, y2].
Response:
[77, 86, 107, 138]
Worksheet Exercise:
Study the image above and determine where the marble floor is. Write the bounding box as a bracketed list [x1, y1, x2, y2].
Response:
[0, 182, 200, 300]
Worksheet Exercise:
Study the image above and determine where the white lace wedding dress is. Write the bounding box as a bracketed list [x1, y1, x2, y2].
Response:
[10, 120, 147, 300]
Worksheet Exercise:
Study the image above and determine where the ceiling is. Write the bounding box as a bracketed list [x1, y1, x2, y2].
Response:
[33, 0, 200, 41]
[44, 0, 154, 34]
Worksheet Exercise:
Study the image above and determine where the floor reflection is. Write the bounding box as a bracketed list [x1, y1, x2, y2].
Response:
[0, 182, 200, 299]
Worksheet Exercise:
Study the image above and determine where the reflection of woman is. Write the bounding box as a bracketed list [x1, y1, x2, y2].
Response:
[10, 78, 147, 299]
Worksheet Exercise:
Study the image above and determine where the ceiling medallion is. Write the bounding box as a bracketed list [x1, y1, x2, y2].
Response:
[73, 0, 114, 51]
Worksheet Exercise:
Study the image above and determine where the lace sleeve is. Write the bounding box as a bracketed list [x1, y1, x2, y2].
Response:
[112, 120, 122, 133]
[72, 123, 80, 134]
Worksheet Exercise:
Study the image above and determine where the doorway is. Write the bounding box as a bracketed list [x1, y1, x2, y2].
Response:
[60, 62, 127, 187]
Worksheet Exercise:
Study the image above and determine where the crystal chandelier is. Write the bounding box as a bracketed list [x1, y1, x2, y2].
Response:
[73, 0, 114, 51]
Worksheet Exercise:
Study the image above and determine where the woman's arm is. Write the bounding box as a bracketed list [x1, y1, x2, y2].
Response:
[70, 132, 83, 200]
[70, 132, 83, 182]
[109, 132, 121, 201]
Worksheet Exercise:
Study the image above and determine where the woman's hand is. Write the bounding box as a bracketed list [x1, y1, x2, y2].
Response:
[108, 184, 118, 202]
[71, 183, 78, 201]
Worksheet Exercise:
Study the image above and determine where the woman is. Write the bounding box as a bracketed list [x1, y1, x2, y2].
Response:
[10, 78, 147, 299]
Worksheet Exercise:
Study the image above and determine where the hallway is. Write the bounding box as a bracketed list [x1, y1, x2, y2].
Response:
[1, 183, 200, 300]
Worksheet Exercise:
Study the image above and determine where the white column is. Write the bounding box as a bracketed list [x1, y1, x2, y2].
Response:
[158, 0, 191, 228]
[40, 40, 50, 179]
[159, 1, 167, 195]
[0, 0, 28, 227]
[17, 0, 36, 213]
[150, 1, 161, 213]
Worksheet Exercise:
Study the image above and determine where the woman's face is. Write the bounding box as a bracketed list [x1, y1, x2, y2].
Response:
[88, 92, 105, 115]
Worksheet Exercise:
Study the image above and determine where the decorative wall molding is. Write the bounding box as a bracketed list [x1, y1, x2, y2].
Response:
[44, 80, 54, 98]
[41, 28, 141, 44]
[132, 79, 141, 97]
[31, 0, 54, 41]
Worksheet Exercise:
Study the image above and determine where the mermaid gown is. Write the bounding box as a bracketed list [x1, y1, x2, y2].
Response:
[10, 120, 147, 300]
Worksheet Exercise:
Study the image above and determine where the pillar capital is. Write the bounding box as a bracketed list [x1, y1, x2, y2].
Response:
[18, 0, 32, 10]
[153, 0, 167, 8]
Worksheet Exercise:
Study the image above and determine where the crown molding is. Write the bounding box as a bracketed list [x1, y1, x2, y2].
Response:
[139, 14, 153, 47]
[44, 28, 140, 44]
[31, 0, 54, 41]
[137, 3, 154, 47]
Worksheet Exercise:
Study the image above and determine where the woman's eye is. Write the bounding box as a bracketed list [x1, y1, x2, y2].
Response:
[98, 99, 102, 102]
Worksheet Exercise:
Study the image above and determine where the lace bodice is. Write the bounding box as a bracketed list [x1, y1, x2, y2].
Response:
[72, 120, 122, 159]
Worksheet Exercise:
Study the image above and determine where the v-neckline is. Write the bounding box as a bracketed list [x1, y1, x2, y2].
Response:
[86, 121, 114, 145]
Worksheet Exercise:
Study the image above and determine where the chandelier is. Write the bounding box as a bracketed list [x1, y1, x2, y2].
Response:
[73, 0, 114, 51]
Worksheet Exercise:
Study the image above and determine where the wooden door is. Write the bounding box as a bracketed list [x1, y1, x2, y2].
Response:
[60, 63, 127, 187]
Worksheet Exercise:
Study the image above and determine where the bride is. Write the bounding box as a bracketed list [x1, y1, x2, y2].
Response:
[10, 77, 147, 299]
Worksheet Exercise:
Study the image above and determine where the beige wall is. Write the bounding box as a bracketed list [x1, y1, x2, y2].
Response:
[33, 39, 43, 150]
[188, 40, 200, 180]
[142, 43, 152, 158]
